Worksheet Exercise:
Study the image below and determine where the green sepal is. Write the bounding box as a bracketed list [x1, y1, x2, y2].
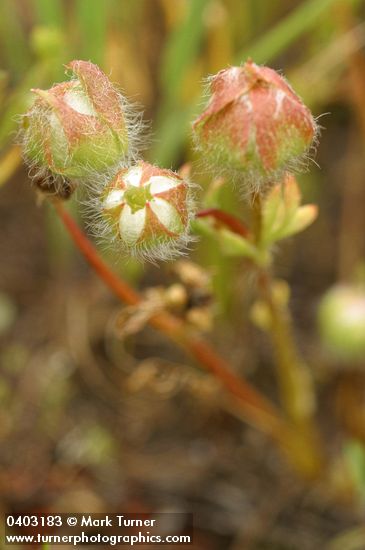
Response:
[218, 228, 259, 259]
[261, 175, 318, 245]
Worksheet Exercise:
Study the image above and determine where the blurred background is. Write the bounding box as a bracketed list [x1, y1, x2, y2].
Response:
[1, 0, 365, 548]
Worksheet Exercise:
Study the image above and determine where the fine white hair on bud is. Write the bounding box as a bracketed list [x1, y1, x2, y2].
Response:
[18, 60, 145, 198]
[192, 60, 319, 193]
[88, 161, 196, 262]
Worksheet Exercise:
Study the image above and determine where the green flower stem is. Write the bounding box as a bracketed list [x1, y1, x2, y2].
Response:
[258, 270, 316, 424]
[251, 192, 263, 245]
[251, 192, 324, 474]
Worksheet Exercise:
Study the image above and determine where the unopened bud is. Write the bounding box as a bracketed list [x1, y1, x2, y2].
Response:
[192, 60, 317, 187]
[99, 161, 195, 261]
[318, 285, 365, 363]
[20, 60, 136, 184]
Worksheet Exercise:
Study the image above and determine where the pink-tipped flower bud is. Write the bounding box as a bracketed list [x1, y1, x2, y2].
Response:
[192, 60, 317, 187]
[99, 161, 195, 261]
[318, 285, 365, 363]
[20, 60, 134, 183]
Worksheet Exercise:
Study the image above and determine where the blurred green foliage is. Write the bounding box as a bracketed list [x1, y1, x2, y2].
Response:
[1, 0, 363, 312]
[0, 0, 363, 167]
[1, 1, 365, 544]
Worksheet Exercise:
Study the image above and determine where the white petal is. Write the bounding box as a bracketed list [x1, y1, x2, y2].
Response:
[150, 198, 183, 233]
[124, 166, 143, 187]
[149, 175, 180, 195]
[64, 89, 96, 116]
[104, 189, 125, 210]
[119, 205, 146, 245]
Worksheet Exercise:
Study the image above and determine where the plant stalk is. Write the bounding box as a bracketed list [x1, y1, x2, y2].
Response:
[54, 199, 324, 478]
[251, 191, 324, 475]
[196, 208, 250, 238]
[54, 201, 282, 434]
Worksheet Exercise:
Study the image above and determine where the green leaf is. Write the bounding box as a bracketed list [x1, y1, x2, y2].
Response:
[277, 204, 318, 240]
[262, 184, 287, 242]
[74, 0, 112, 66]
[151, 0, 208, 166]
[0, 0, 30, 76]
[161, 0, 209, 103]
[237, 0, 354, 65]
[33, 0, 64, 27]
[261, 176, 317, 245]
[190, 218, 216, 239]
[218, 229, 258, 260]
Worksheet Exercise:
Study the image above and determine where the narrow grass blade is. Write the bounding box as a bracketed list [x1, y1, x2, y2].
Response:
[33, 0, 65, 27]
[161, 0, 209, 103]
[237, 0, 358, 64]
[74, 0, 112, 66]
[0, 0, 30, 76]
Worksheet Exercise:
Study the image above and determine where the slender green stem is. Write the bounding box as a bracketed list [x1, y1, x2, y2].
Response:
[258, 270, 316, 425]
[251, 190, 324, 475]
[251, 192, 263, 245]
[251, 191, 316, 422]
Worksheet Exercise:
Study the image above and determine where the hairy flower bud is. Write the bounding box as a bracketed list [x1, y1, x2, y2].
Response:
[192, 60, 318, 187]
[97, 161, 195, 261]
[20, 60, 137, 185]
[318, 285, 365, 363]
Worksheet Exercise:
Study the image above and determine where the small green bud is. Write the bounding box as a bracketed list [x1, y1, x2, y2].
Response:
[318, 285, 365, 363]
[20, 60, 135, 184]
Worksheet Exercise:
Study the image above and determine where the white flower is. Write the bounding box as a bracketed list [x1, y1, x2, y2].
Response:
[100, 161, 194, 261]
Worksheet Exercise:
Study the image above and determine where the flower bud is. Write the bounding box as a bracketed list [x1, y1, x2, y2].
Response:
[20, 60, 134, 182]
[192, 60, 317, 187]
[318, 285, 365, 363]
[99, 161, 194, 261]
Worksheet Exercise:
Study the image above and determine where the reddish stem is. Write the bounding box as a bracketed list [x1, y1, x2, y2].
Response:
[54, 201, 285, 437]
[196, 208, 250, 238]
